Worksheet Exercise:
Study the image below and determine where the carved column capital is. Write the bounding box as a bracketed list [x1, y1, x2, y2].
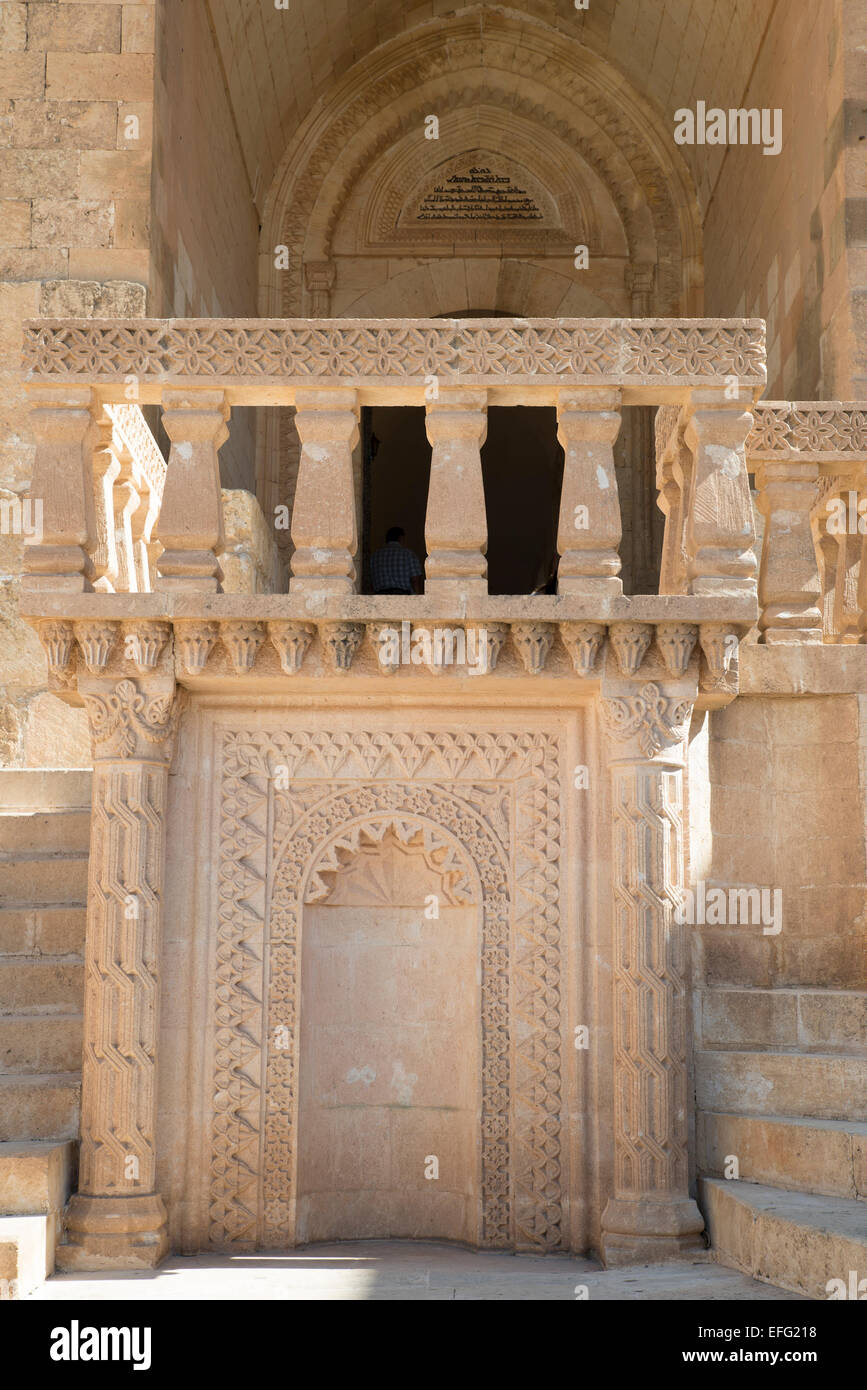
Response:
[80, 675, 183, 765]
[600, 680, 694, 761]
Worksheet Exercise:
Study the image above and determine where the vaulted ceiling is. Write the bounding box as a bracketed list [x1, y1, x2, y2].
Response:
[206, 0, 777, 216]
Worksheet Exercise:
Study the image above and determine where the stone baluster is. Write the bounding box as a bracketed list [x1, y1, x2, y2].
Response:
[683, 390, 757, 596]
[655, 407, 691, 595]
[599, 676, 705, 1266]
[59, 670, 183, 1270]
[155, 390, 228, 591]
[754, 459, 822, 643]
[110, 434, 141, 594]
[556, 389, 623, 596]
[22, 386, 99, 595]
[424, 388, 488, 598]
[834, 528, 862, 643]
[131, 467, 160, 593]
[290, 388, 359, 594]
[91, 410, 121, 593]
[812, 508, 839, 641]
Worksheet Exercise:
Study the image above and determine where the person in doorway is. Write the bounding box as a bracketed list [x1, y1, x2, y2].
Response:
[370, 525, 424, 594]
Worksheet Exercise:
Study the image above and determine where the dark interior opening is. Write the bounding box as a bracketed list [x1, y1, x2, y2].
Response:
[361, 405, 565, 596]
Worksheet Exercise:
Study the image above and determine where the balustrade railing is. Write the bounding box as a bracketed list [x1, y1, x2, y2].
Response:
[20, 316, 770, 681]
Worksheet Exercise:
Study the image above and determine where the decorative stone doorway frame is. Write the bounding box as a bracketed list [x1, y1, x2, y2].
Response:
[204, 723, 567, 1253]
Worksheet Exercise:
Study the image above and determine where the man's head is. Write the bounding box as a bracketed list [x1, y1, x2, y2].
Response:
[385, 526, 405, 543]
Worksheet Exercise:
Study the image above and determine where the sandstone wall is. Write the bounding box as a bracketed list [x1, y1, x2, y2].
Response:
[700, 692, 867, 994]
[151, 0, 259, 490]
[702, 0, 863, 400]
[0, 0, 156, 765]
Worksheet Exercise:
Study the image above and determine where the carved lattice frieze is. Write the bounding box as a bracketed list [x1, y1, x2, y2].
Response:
[24, 319, 765, 386]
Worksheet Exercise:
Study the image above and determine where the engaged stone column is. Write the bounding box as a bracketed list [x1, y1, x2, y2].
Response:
[684, 390, 757, 596]
[754, 459, 822, 642]
[60, 670, 182, 1270]
[155, 390, 229, 591]
[556, 389, 623, 596]
[290, 388, 359, 593]
[599, 677, 705, 1266]
[22, 386, 98, 595]
[424, 388, 488, 597]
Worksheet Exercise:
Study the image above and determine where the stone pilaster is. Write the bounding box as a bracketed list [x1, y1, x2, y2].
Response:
[599, 675, 704, 1266]
[58, 669, 183, 1271]
[290, 388, 359, 594]
[556, 389, 623, 596]
[424, 388, 488, 598]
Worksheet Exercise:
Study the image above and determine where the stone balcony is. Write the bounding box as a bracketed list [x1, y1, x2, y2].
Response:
[18, 316, 773, 696]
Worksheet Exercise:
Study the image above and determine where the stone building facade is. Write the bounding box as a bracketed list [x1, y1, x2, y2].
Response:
[0, 1, 866, 1298]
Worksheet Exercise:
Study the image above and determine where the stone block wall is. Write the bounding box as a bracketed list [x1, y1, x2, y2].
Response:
[701, 692, 867, 992]
[0, 0, 156, 765]
[703, 0, 864, 401]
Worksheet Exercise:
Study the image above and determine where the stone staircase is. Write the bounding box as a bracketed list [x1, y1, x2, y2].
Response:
[696, 949, 867, 1299]
[0, 770, 90, 1297]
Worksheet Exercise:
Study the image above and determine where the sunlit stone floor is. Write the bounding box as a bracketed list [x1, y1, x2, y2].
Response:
[28, 1241, 805, 1301]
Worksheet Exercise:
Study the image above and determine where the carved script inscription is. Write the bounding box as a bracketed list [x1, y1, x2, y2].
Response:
[417, 166, 542, 222]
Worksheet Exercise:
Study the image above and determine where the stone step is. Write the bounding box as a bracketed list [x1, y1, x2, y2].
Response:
[0, 770, 91, 814]
[701, 988, 867, 1054]
[701, 1177, 867, 1299]
[0, 1213, 54, 1298]
[0, 855, 88, 909]
[0, 1014, 83, 1073]
[0, 1075, 80, 1142]
[0, 959, 84, 1013]
[0, 907, 86, 957]
[696, 1050, 867, 1121]
[0, 1140, 75, 1218]
[699, 1112, 867, 1200]
[0, 810, 90, 856]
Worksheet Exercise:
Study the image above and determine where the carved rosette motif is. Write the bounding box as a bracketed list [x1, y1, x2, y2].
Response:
[212, 729, 563, 1253]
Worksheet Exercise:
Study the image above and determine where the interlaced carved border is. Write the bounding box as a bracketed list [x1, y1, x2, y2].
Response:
[24, 319, 765, 385]
[750, 403, 867, 458]
[211, 728, 563, 1252]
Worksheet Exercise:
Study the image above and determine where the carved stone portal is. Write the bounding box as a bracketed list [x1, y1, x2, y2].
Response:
[211, 728, 564, 1252]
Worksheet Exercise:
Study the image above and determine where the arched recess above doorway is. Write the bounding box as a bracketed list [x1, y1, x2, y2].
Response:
[259, 8, 703, 321]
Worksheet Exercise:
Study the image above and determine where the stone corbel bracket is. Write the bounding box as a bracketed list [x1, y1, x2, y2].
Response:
[29, 609, 749, 704]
